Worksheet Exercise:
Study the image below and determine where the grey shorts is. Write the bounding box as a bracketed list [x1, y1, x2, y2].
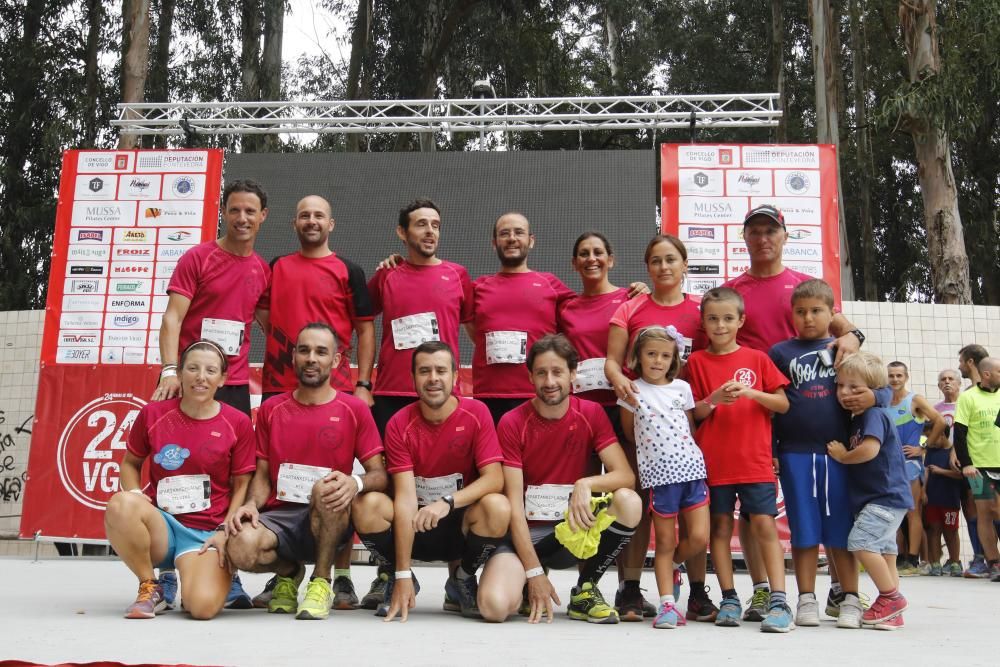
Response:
[495, 523, 577, 570]
[847, 503, 908, 555]
[258, 504, 352, 564]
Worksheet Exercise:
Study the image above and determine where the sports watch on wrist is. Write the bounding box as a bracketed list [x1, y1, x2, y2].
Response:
[355, 380, 373, 390]
[849, 329, 866, 346]
[442, 495, 455, 511]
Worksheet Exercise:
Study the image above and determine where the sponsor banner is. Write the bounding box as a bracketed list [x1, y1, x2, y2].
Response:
[786, 261, 824, 278]
[774, 169, 821, 197]
[71, 201, 137, 227]
[678, 196, 747, 224]
[56, 347, 99, 364]
[687, 261, 725, 278]
[67, 245, 111, 262]
[62, 294, 105, 312]
[137, 200, 203, 227]
[103, 330, 147, 348]
[159, 228, 196, 244]
[727, 243, 751, 259]
[162, 174, 207, 200]
[60, 312, 103, 330]
[686, 277, 724, 293]
[76, 152, 134, 173]
[151, 296, 169, 313]
[135, 150, 209, 173]
[101, 347, 124, 364]
[108, 278, 152, 295]
[147, 329, 161, 348]
[676, 145, 739, 168]
[114, 228, 156, 244]
[726, 260, 752, 276]
[677, 169, 724, 196]
[117, 174, 162, 200]
[74, 175, 117, 200]
[785, 226, 820, 244]
[124, 348, 147, 365]
[109, 262, 154, 278]
[156, 245, 194, 262]
[112, 245, 156, 262]
[104, 312, 150, 330]
[750, 196, 822, 226]
[147, 348, 162, 364]
[105, 295, 151, 313]
[686, 242, 727, 261]
[725, 169, 773, 197]
[58, 330, 100, 347]
[741, 145, 820, 169]
[66, 261, 107, 277]
[678, 224, 725, 243]
[154, 262, 177, 279]
[70, 228, 110, 245]
[64, 278, 106, 295]
[782, 243, 823, 261]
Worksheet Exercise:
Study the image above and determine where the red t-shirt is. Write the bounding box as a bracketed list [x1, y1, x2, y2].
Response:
[472, 272, 575, 398]
[167, 241, 270, 385]
[608, 293, 705, 362]
[557, 288, 629, 406]
[255, 391, 383, 510]
[499, 396, 617, 488]
[685, 346, 789, 486]
[384, 397, 503, 486]
[127, 398, 256, 531]
[722, 268, 838, 352]
[261, 252, 374, 393]
[368, 261, 474, 396]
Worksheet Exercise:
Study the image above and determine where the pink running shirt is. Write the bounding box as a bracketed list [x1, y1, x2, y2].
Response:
[557, 288, 629, 406]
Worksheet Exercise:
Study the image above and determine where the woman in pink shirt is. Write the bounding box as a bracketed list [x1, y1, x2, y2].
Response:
[602, 234, 716, 623]
[104, 340, 255, 620]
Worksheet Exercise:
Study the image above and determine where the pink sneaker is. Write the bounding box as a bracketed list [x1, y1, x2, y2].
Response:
[125, 579, 166, 619]
[862, 593, 907, 625]
[873, 613, 904, 631]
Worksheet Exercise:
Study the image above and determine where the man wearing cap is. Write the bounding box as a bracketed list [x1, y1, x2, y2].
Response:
[722, 204, 866, 624]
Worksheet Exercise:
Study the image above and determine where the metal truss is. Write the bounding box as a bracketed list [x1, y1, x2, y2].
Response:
[113, 94, 780, 136]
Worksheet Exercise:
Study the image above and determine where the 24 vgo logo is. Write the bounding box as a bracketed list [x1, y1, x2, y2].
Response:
[56, 394, 146, 510]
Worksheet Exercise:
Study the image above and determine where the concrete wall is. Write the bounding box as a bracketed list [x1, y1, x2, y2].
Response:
[1, 303, 997, 559]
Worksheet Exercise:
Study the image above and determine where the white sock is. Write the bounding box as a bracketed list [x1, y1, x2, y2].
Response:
[659, 595, 675, 605]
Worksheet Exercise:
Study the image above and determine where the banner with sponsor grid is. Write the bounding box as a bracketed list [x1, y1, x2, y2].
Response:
[660, 143, 842, 303]
[20, 149, 222, 540]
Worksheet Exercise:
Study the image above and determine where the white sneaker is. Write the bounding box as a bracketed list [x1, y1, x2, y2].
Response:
[795, 593, 820, 627]
[836, 593, 863, 629]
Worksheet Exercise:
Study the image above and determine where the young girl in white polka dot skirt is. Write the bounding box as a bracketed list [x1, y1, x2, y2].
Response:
[619, 325, 710, 629]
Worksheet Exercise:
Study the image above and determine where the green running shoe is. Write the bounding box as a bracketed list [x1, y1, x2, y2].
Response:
[296, 577, 333, 620]
[267, 566, 305, 614]
[743, 587, 770, 622]
[568, 581, 619, 624]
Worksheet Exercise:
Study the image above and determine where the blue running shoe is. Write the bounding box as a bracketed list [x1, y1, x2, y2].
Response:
[225, 574, 253, 609]
[653, 600, 686, 629]
[964, 556, 990, 579]
[761, 602, 796, 633]
[159, 571, 177, 611]
[444, 575, 482, 619]
[715, 597, 742, 627]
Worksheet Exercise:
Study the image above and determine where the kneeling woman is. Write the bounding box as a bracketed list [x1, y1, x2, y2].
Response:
[105, 340, 255, 619]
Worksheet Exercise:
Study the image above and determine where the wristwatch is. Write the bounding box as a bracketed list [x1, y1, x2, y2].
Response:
[355, 380, 373, 390]
[442, 494, 455, 511]
[849, 329, 866, 346]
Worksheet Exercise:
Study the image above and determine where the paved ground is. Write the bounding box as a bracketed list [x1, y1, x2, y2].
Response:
[0, 557, 994, 666]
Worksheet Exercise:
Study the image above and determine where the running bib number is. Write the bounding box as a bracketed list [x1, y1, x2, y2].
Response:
[414, 473, 463, 507]
[391, 311, 440, 350]
[679, 336, 693, 362]
[157, 474, 211, 515]
[276, 463, 332, 504]
[200, 318, 244, 356]
[572, 357, 612, 393]
[485, 331, 527, 364]
[524, 484, 574, 521]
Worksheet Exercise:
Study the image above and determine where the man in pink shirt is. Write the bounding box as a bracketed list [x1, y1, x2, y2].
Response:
[153, 179, 271, 417]
[471, 212, 576, 424]
[722, 204, 864, 622]
[225, 323, 388, 621]
[367, 199, 474, 435]
[354, 341, 510, 621]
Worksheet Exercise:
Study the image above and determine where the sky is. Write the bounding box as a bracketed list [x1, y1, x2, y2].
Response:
[284, 0, 346, 64]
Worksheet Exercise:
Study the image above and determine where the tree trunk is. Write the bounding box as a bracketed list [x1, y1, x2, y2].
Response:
[604, 4, 622, 94]
[899, 1, 971, 304]
[148, 0, 176, 148]
[346, 0, 373, 152]
[240, 0, 262, 152]
[849, 0, 877, 300]
[260, 0, 284, 151]
[769, 0, 787, 143]
[82, 0, 103, 147]
[119, 0, 151, 149]
[810, 0, 853, 298]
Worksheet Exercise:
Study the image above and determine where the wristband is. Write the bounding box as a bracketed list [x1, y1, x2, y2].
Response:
[525, 566, 545, 579]
[160, 367, 177, 378]
[128, 488, 144, 495]
[352, 474, 364, 494]
[394, 570, 413, 579]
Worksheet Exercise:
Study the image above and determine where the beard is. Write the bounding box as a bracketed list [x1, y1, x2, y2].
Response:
[496, 245, 528, 269]
[295, 365, 330, 388]
[408, 236, 437, 258]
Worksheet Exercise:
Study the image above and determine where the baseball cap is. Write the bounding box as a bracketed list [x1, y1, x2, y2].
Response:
[743, 204, 785, 229]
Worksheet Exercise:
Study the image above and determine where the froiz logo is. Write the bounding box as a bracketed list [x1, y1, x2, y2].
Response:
[113, 315, 139, 327]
